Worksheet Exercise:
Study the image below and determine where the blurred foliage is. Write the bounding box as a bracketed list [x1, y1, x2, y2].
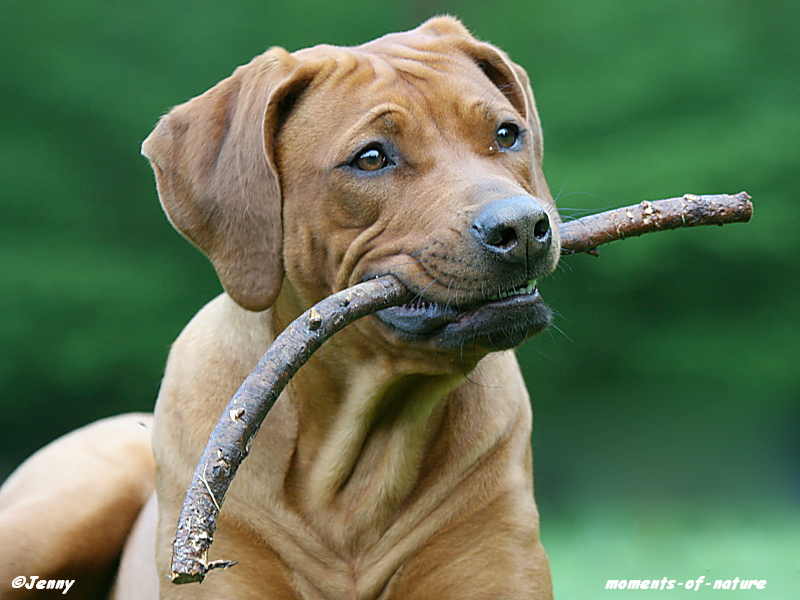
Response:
[546, 504, 800, 598]
[1, 0, 798, 592]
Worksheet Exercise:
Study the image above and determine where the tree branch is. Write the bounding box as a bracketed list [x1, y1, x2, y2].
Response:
[170, 276, 410, 583]
[559, 192, 752, 255]
[170, 191, 753, 583]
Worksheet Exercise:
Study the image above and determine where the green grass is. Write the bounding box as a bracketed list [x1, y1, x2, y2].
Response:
[543, 504, 800, 599]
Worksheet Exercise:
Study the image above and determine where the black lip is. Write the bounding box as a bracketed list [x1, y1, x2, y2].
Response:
[376, 301, 460, 336]
[375, 287, 551, 351]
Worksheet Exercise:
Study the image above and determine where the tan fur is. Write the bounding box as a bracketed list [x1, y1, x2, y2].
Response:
[0, 17, 559, 599]
[0, 414, 154, 599]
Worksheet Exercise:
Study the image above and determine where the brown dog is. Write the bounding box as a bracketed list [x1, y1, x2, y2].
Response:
[0, 16, 560, 599]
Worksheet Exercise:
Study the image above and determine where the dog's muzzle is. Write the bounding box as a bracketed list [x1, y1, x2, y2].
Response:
[376, 195, 557, 352]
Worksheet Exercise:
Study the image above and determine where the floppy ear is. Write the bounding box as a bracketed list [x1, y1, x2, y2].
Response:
[420, 16, 550, 200]
[142, 48, 316, 311]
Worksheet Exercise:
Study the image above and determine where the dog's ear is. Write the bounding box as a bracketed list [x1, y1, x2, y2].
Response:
[142, 49, 316, 311]
[419, 17, 549, 199]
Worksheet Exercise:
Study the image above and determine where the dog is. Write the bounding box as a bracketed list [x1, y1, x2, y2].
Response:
[0, 16, 561, 599]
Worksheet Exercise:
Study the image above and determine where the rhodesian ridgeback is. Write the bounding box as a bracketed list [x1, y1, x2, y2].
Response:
[0, 16, 561, 599]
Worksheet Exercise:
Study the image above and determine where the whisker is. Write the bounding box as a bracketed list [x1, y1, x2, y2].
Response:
[547, 321, 571, 342]
[554, 178, 568, 204]
[405, 278, 440, 308]
[526, 345, 558, 364]
[555, 261, 574, 273]
[550, 308, 571, 324]
[556, 191, 619, 222]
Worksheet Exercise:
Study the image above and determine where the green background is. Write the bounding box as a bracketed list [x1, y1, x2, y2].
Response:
[1, 0, 798, 597]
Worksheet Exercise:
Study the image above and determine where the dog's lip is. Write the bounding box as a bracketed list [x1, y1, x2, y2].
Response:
[375, 278, 538, 334]
[367, 277, 550, 349]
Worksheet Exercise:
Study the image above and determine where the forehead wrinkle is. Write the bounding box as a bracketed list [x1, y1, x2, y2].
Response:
[473, 94, 519, 124]
[324, 44, 507, 117]
[356, 41, 489, 89]
[362, 106, 402, 134]
[381, 53, 521, 130]
[361, 35, 481, 73]
[381, 53, 458, 83]
[334, 105, 406, 151]
[310, 49, 521, 155]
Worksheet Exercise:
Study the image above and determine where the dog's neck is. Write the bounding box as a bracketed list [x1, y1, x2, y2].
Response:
[270, 284, 468, 556]
[289, 356, 460, 556]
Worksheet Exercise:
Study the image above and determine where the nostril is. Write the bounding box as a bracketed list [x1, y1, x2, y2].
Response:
[489, 226, 518, 251]
[471, 221, 520, 251]
[533, 215, 550, 242]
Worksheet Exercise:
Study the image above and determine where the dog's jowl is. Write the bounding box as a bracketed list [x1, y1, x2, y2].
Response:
[0, 17, 560, 600]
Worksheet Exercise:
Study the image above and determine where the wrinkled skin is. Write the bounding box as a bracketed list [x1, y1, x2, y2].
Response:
[0, 17, 560, 600]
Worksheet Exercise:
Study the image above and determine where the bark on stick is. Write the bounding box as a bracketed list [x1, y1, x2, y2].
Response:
[559, 192, 752, 255]
[170, 277, 410, 583]
[171, 191, 752, 583]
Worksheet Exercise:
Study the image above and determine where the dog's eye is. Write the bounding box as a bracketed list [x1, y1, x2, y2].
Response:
[353, 147, 390, 172]
[495, 123, 520, 149]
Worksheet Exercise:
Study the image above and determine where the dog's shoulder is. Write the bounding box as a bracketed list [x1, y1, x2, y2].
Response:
[163, 293, 274, 388]
[153, 294, 275, 452]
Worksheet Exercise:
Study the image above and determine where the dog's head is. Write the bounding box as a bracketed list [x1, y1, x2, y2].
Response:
[143, 16, 560, 359]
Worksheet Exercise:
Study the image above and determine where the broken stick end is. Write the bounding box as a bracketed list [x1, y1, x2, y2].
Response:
[171, 559, 238, 585]
[733, 191, 754, 220]
[171, 571, 206, 585]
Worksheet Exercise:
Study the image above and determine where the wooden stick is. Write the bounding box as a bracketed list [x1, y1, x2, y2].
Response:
[559, 192, 752, 255]
[170, 276, 409, 583]
[170, 191, 752, 583]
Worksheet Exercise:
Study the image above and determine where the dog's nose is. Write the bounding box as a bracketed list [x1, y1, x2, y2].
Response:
[471, 196, 552, 268]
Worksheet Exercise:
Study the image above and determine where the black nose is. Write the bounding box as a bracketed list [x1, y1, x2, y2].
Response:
[471, 196, 552, 268]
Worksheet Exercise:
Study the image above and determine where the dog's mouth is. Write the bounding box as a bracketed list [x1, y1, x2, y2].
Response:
[374, 278, 551, 351]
